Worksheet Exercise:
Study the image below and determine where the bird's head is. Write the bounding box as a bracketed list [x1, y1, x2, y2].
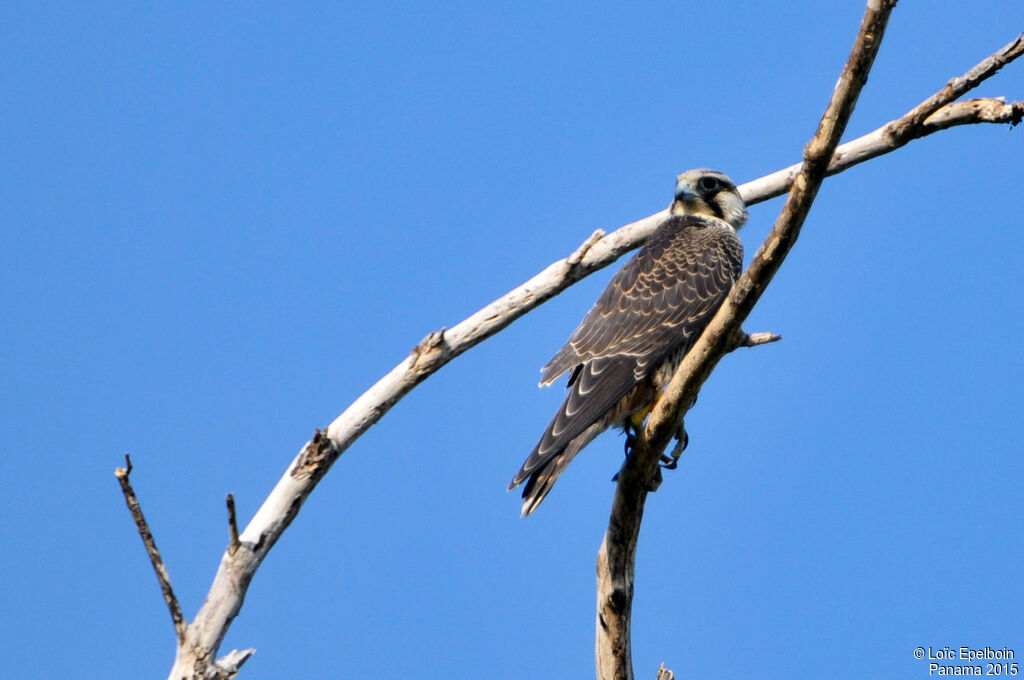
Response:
[670, 168, 748, 229]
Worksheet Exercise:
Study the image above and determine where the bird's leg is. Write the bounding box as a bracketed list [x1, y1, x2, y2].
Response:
[622, 407, 650, 458]
[611, 411, 665, 492]
[612, 411, 649, 482]
[614, 417, 664, 491]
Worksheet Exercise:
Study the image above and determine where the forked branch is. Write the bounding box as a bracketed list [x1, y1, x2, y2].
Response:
[594, 29, 1023, 680]
[596, 2, 898, 678]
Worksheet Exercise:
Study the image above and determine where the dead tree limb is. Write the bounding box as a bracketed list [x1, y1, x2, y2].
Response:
[115, 455, 187, 643]
[595, 2, 900, 678]
[114, 23, 1023, 680]
[742, 33, 1024, 202]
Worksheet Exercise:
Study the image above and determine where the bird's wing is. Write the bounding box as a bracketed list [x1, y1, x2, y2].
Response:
[540, 215, 743, 385]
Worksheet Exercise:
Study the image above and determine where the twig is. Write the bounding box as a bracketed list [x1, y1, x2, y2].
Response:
[218, 649, 256, 675]
[596, 2, 899, 678]
[735, 331, 783, 348]
[742, 91, 1024, 202]
[741, 33, 1024, 202]
[920, 97, 1024, 132]
[226, 494, 240, 555]
[897, 34, 1023, 129]
[154, 28, 1023, 678]
[115, 454, 187, 643]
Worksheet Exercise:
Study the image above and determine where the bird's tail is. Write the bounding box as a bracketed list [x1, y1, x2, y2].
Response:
[509, 422, 603, 516]
[510, 357, 638, 515]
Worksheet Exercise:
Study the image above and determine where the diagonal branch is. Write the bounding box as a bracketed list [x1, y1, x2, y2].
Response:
[596, 1, 900, 678]
[898, 34, 1023, 128]
[115, 454, 187, 643]
[144, 26, 1023, 679]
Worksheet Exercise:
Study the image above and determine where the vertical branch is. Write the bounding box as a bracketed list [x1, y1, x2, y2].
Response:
[593, 2, 899, 678]
[595, 436, 659, 680]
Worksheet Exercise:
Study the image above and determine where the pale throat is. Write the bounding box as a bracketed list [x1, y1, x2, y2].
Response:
[671, 198, 718, 219]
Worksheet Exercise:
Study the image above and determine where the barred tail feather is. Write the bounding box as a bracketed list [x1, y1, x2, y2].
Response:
[516, 423, 603, 516]
[510, 357, 639, 514]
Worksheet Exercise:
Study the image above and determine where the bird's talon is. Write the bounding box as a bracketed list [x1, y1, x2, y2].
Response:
[660, 424, 689, 469]
[676, 425, 689, 452]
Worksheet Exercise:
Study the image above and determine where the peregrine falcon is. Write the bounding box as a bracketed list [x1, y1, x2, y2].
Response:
[509, 169, 747, 516]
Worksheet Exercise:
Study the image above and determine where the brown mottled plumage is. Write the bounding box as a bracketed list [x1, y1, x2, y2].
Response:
[509, 169, 747, 516]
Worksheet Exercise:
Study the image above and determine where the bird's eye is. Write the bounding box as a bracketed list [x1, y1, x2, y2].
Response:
[698, 177, 720, 192]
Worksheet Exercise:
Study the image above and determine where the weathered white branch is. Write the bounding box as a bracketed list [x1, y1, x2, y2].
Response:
[152, 29, 1024, 680]
[741, 33, 1023, 202]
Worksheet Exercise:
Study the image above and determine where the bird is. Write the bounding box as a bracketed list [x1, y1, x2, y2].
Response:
[508, 168, 747, 516]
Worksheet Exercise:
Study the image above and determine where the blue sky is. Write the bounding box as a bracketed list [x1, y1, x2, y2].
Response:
[2, 3, 1022, 678]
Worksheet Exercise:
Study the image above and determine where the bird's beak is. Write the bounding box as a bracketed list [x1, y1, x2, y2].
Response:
[674, 180, 699, 203]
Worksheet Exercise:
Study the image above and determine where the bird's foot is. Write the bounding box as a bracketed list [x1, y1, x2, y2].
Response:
[612, 423, 635, 482]
[623, 422, 638, 458]
[613, 420, 645, 482]
[660, 423, 689, 470]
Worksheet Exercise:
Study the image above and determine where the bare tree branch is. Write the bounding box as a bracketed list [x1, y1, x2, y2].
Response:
[115, 454, 187, 643]
[226, 494, 240, 555]
[737, 331, 783, 348]
[126, 23, 1022, 679]
[596, 1, 900, 677]
[740, 33, 1023, 202]
[900, 34, 1023, 127]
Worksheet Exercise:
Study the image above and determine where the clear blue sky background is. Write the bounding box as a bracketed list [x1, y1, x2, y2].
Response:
[2, 3, 1022, 678]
